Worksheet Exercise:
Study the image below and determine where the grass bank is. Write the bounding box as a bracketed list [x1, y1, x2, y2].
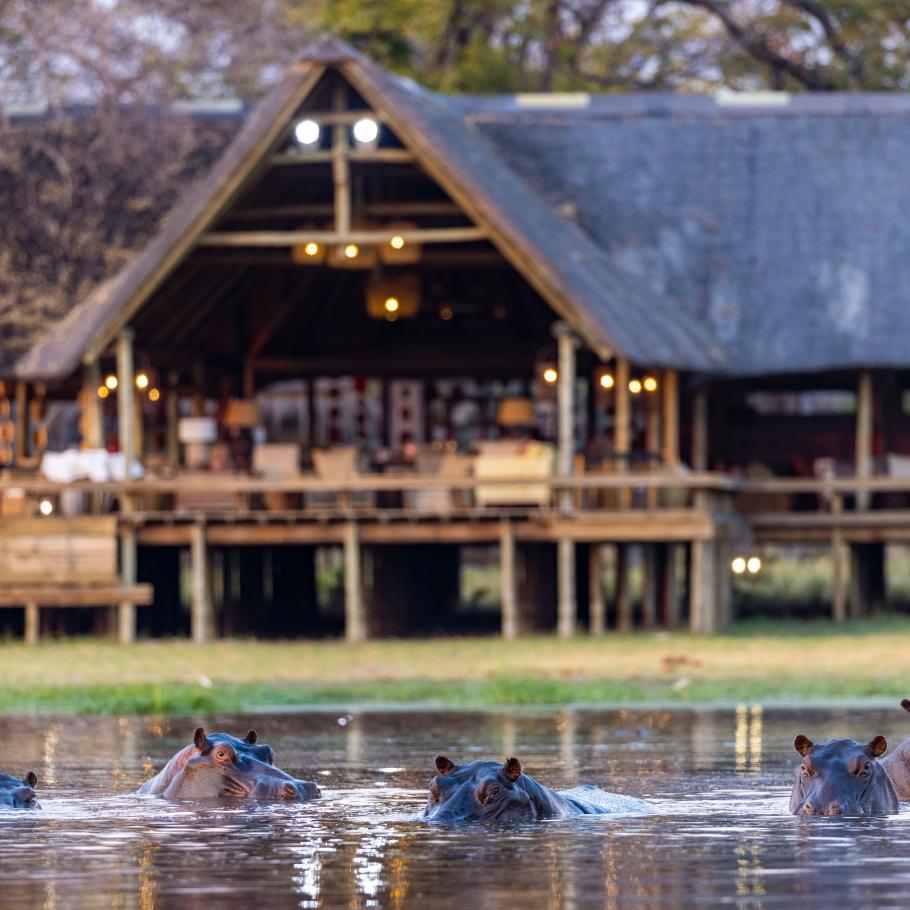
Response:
[2, 617, 909, 714]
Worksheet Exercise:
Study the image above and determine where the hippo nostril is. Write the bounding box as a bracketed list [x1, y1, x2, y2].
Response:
[827, 803, 843, 816]
[803, 802, 814, 815]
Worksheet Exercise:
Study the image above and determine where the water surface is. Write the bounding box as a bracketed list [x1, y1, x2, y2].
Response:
[2, 706, 910, 907]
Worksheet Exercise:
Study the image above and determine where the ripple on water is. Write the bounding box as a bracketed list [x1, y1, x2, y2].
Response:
[4, 707, 910, 907]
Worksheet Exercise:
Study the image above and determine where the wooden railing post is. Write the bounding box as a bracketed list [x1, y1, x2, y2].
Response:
[500, 520, 518, 640]
[344, 521, 366, 642]
[191, 522, 213, 644]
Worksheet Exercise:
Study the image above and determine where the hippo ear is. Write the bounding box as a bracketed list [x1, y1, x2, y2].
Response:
[193, 727, 210, 752]
[25, 771, 37, 788]
[901, 699, 910, 713]
[435, 755, 456, 775]
[794, 735, 814, 757]
[866, 736, 887, 758]
[502, 757, 522, 782]
[244, 730, 258, 745]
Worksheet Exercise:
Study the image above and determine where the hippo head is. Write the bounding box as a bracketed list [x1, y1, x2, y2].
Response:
[138, 727, 274, 796]
[162, 730, 320, 801]
[789, 734, 898, 817]
[424, 755, 542, 823]
[0, 771, 39, 809]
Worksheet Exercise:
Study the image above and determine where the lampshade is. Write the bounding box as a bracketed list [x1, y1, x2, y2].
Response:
[497, 397, 535, 427]
[379, 222, 422, 265]
[366, 273, 421, 320]
[222, 399, 262, 429]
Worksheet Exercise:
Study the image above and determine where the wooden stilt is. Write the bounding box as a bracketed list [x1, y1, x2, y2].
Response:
[615, 544, 632, 633]
[557, 537, 576, 638]
[166, 372, 180, 466]
[344, 521, 366, 642]
[690, 539, 719, 635]
[82, 361, 104, 448]
[24, 603, 38, 646]
[589, 544, 605, 635]
[191, 522, 213, 644]
[500, 521, 518, 640]
[118, 527, 137, 644]
[641, 544, 659, 628]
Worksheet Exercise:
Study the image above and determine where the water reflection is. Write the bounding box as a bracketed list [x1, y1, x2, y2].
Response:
[2, 708, 910, 908]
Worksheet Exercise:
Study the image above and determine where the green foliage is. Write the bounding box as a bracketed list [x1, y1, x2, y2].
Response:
[1, 0, 908, 103]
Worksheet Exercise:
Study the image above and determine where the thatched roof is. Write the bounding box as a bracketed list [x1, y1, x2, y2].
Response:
[9, 37, 910, 380]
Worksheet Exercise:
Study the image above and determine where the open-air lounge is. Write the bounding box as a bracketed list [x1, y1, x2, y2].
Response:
[3, 37, 910, 643]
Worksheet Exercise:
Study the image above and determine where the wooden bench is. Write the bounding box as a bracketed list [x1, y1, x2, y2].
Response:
[0, 517, 152, 644]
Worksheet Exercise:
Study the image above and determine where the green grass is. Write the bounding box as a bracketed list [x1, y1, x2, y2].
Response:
[3, 620, 910, 714]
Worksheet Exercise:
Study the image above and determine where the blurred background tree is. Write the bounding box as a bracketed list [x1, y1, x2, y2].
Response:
[1, 0, 908, 104]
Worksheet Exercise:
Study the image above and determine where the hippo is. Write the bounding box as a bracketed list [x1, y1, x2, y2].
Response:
[138, 727, 273, 795]
[161, 728, 320, 801]
[881, 698, 910, 801]
[788, 733, 898, 816]
[0, 771, 39, 809]
[424, 755, 651, 823]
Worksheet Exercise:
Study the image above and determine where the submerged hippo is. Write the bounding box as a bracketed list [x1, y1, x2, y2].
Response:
[789, 733, 898, 816]
[424, 755, 651, 823]
[0, 771, 39, 809]
[138, 728, 273, 795]
[161, 729, 320, 801]
[881, 698, 910, 801]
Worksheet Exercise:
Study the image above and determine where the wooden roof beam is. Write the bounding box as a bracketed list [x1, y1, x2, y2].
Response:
[271, 148, 415, 165]
[198, 227, 488, 247]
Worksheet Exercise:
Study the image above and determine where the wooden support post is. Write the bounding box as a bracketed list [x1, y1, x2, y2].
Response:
[24, 603, 38, 646]
[332, 85, 351, 236]
[14, 381, 27, 465]
[117, 330, 136, 468]
[553, 323, 577, 638]
[344, 521, 366, 642]
[615, 544, 632, 633]
[645, 392, 660, 509]
[856, 369, 873, 511]
[641, 544, 659, 628]
[831, 492, 847, 623]
[82, 361, 104, 448]
[589, 544, 606, 635]
[557, 537, 576, 638]
[615, 358, 631, 508]
[191, 522, 213, 644]
[692, 387, 708, 471]
[118, 526, 137, 644]
[661, 369, 679, 467]
[166, 372, 180, 466]
[500, 521, 518, 640]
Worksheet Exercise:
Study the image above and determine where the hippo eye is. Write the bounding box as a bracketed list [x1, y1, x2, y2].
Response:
[480, 783, 501, 803]
[857, 761, 872, 776]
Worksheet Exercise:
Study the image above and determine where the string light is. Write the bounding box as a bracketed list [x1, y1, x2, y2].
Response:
[148, 388, 161, 402]
[344, 244, 359, 259]
[97, 386, 109, 399]
[599, 373, 614, 390]
[304, 242, 320, 257]
[629, 379, 642, 394]
[643, 375, 658, 393]
[38, 499, 53, 516]
[439, 306, 454, 321]
[352, 118, 379, 145]
[294, 119, 320, 146]
[384, 297, 400, 314]
[731, 556, 746, 575]
[747, 557, 762, 574]
[104, 374, 118, 390]
[135, 373, 149, 390]
[543, 368, 558, 384]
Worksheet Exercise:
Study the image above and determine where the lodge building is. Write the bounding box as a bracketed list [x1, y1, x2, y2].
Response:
[2, 36, 910, 642]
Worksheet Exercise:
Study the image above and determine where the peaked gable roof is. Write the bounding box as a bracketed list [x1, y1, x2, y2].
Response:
[16, 36, 725, 381]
